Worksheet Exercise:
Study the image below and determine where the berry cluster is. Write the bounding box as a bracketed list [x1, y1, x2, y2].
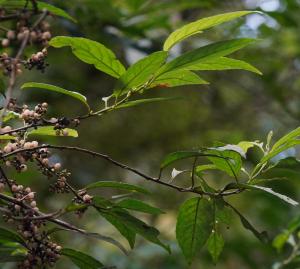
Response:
[25, 49, 48, 72]
[0, 53, 22, 76]
[20, 102, 48, 124]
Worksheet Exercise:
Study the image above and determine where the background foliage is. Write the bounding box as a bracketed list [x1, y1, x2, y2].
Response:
[2, 0, 300, 268]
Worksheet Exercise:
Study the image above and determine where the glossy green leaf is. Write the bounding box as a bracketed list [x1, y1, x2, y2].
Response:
[27, 127, 78, 137]
[163, 11, 256, 51]
[116, 199, 164, 215]
[21, 82, 90, 110]
[237, 141, 260, 153]
[85, 181, 149, 194]
[117, 97, 179, 109]
[61, 248, 103, 269]
[176, 197, 214, 264]
[0, 0, 76, 22]
[151, 70, 208, 88]
[159, 39, 256, 75]
[189, 57, 262, 74]
[207, 231, 225, 264]
[114, 51, 168, 96]
[50, 37, 126, 78]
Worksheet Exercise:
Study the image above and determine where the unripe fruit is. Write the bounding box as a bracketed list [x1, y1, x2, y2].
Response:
[11, 185, 18, 192]
[1, 38, 9, 47]
[6, 30, 15, 39]
[53, 163, 61, 170]
[83, 194, 92, 203]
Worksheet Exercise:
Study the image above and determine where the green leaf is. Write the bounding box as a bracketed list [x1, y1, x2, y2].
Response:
[215, 198, 231, 226]
[195, 164, 218, 176]
[161, 150, 204, 169]
[159, 39, 256, 75]
[97, 206, 169, 252]
[21, 82, 90, 110]
[237, 141, 260, 153]
[176, 197, 214, 264]
[116, 199, 164, 215]
[86, 181, 150, 194]
[247, 184, 299, 206]
[163, 11, 257, 51]
[205, 148, 242, 177]
[117, 97, 179, 109]
[1, 111, 20, 123]
[0, 0, 76, 22]
[272, 127, 300, 151]
[0, 228, 25, 246]
[0, 78, 5, 96]
[0, 135, 16, 140]
[65, 203, 88, 213]
[27, 127, 78, 137]
[114, 51, 168, 96]
[49, 37, 126, 78]
[61, 248, 103, 269]
[207, 231, 225, 264]
[150, 70, 208, 88]
[189, 57, 262, 75]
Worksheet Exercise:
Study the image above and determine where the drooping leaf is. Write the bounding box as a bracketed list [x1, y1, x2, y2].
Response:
[97, 205, 169, 252]
[21, 82, 90, 110]
[50, 37, 126, 78]
[159, 39, 256, 75]
[0, 228, 25, 246]
[0, 0, 76, 22]
[215, 198, 231, 226]
[186, 57, 262, 74]
[163, 11, 256, 51]
[207, 231, 225, 264]
[61, 248, 103, 269]
[85, 181, 150, 194]
[116, 199, 164, 215]
[114, 51, 168, 96]
[228, 204, 268, 243]
[27, 127, 78, 137]
[150, 70, 208, 88]
[176, 197, 214, 264]
[247, 184, 299, 206]
[0, 246, 26, 263]
[117, 97, 179, 109]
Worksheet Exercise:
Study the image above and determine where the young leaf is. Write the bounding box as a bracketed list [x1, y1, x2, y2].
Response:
[159, 39, 256, 75]
[0, 0, 76, 22]
[272, 127, 300, 151]
[150, 70, 208, 88]
[163, 11, 256, 51]
[189, 57, 262, 75]
[61, 248, 103, 269]
[116, 198, 165, 215]
[117, 97, 179, 109]
[176, 197, 214, 264]
[114, 51, 168, 96]
[85, 181, 150, 194]
[27, 127, 78, 137]
[21, 82, 90, 110]
[49, 37, 126, 78]
[207, 231, 225, 264]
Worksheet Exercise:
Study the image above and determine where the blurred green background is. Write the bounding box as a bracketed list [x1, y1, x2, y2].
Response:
[4, 0, 300, 268]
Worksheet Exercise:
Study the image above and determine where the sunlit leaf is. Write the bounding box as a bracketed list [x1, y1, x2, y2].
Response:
[114, 51, 168, 96]
[163, 11, 256, 51]
[50, 37, 126, 78]
[27, 127, 78, 137]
